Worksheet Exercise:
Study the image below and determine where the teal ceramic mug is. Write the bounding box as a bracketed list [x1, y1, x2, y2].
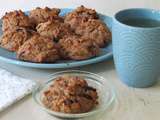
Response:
[112, 8, 160, 88]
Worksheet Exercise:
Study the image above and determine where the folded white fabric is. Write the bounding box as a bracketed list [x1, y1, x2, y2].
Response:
[0, 68, 36, 112]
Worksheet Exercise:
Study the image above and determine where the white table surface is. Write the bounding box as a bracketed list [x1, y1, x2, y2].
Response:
[0, 0, 160, 120]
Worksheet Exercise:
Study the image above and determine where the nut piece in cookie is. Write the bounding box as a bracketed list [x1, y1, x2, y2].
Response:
[29, 7, 61, 25]
[64, 5, 98, 29]
[75, 19, 111, 47]
[59, 35, 100, 60]
[36, 20, 74, 41]
[17, 35, 60, 63]
[42, 75, 98, 113]
[2, 10, 33, 32]
[0, 27, 36, 52]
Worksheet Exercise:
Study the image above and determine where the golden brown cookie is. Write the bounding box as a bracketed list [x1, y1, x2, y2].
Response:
[59, 35, 100, 60]
[36, 20, 74, 40]
[2, 10, 33, 32]
[43, 75, 98, 113]
[75, 19, 111, 47]
[73, 5, 98, 19]
[17, 35, 60, 63]
[29, 7, 61, 25]
[0, 27, 36, 52]
[64, 5, 98, 29]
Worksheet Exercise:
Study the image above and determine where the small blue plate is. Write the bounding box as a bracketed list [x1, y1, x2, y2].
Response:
[0, 8, 112, 69]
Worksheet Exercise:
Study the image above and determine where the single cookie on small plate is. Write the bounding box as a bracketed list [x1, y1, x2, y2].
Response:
[64, 5, 98, 29]
[17, 35, 60, 63]
[29, 7, 61, 26]
[42, 75, 98, 113]
[0, 27, 36, 52]
[75, 19, 111, 47]
[2, 10, 33, 32]
[36, 20, 74, 41]
[59, 35, 100, 60]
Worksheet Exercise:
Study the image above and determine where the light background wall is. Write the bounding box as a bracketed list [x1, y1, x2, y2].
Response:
[0, 0, 159, 17]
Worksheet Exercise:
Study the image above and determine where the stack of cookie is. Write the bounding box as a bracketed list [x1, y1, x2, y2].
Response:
[0, 6, 111, 63]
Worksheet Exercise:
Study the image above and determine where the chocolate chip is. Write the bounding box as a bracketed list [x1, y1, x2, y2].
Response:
[53, 38, 59, 43]
[64, 99, 74, 105]
[84, 86, 96, 91]
[16, 28, 23, 32]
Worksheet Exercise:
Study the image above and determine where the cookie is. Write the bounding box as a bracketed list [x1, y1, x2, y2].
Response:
[17, 35, 60, 63]
[64, 5, 98, 29]
[43, 75, 98, 113]
[36, 20, 74, 41]
[2, 10, 33, 32]
[75, 19, 111, 47]
[0, 27, 36, 52]
[59, 35, 100, 60]
[29, 7, 61, 26]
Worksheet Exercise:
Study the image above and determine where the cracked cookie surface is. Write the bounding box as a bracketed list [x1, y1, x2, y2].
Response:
[0, 27, 36, 52]
[36, 20, 74, 40]
[43, 75, 98, 113]
[17, 35, 60, 63]
[75, 19, 111, 47]
[29, 7, 61, 26]
[59, 35, 100, 60]
[64, 5, 98, 30]
[2, 10, 33, 32]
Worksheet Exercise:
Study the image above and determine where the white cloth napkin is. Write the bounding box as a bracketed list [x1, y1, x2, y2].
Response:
[0, 68, 36, 112]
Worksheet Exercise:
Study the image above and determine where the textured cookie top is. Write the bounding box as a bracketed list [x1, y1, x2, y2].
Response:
[0, 27, 36, 52]
[75, 19, 111, 47]
[2, 10, 32, 32]
[17, 35, 60, 63]
[36, 20, 74, 40]
[59, 35, 100, 60]
[64, 6, 98, 30]
[43, 75, 98, 113]
[65, 5, 98, 20]
[29, 7, 61, 25]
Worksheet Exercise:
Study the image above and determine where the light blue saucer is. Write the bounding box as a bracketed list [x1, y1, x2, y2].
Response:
[0, 8, 112, 69]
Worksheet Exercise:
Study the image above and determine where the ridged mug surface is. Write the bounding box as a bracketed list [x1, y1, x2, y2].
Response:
[112, 9, 160, 87]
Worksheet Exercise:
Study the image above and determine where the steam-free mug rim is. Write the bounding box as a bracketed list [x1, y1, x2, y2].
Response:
[113, 8, 160, 30]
